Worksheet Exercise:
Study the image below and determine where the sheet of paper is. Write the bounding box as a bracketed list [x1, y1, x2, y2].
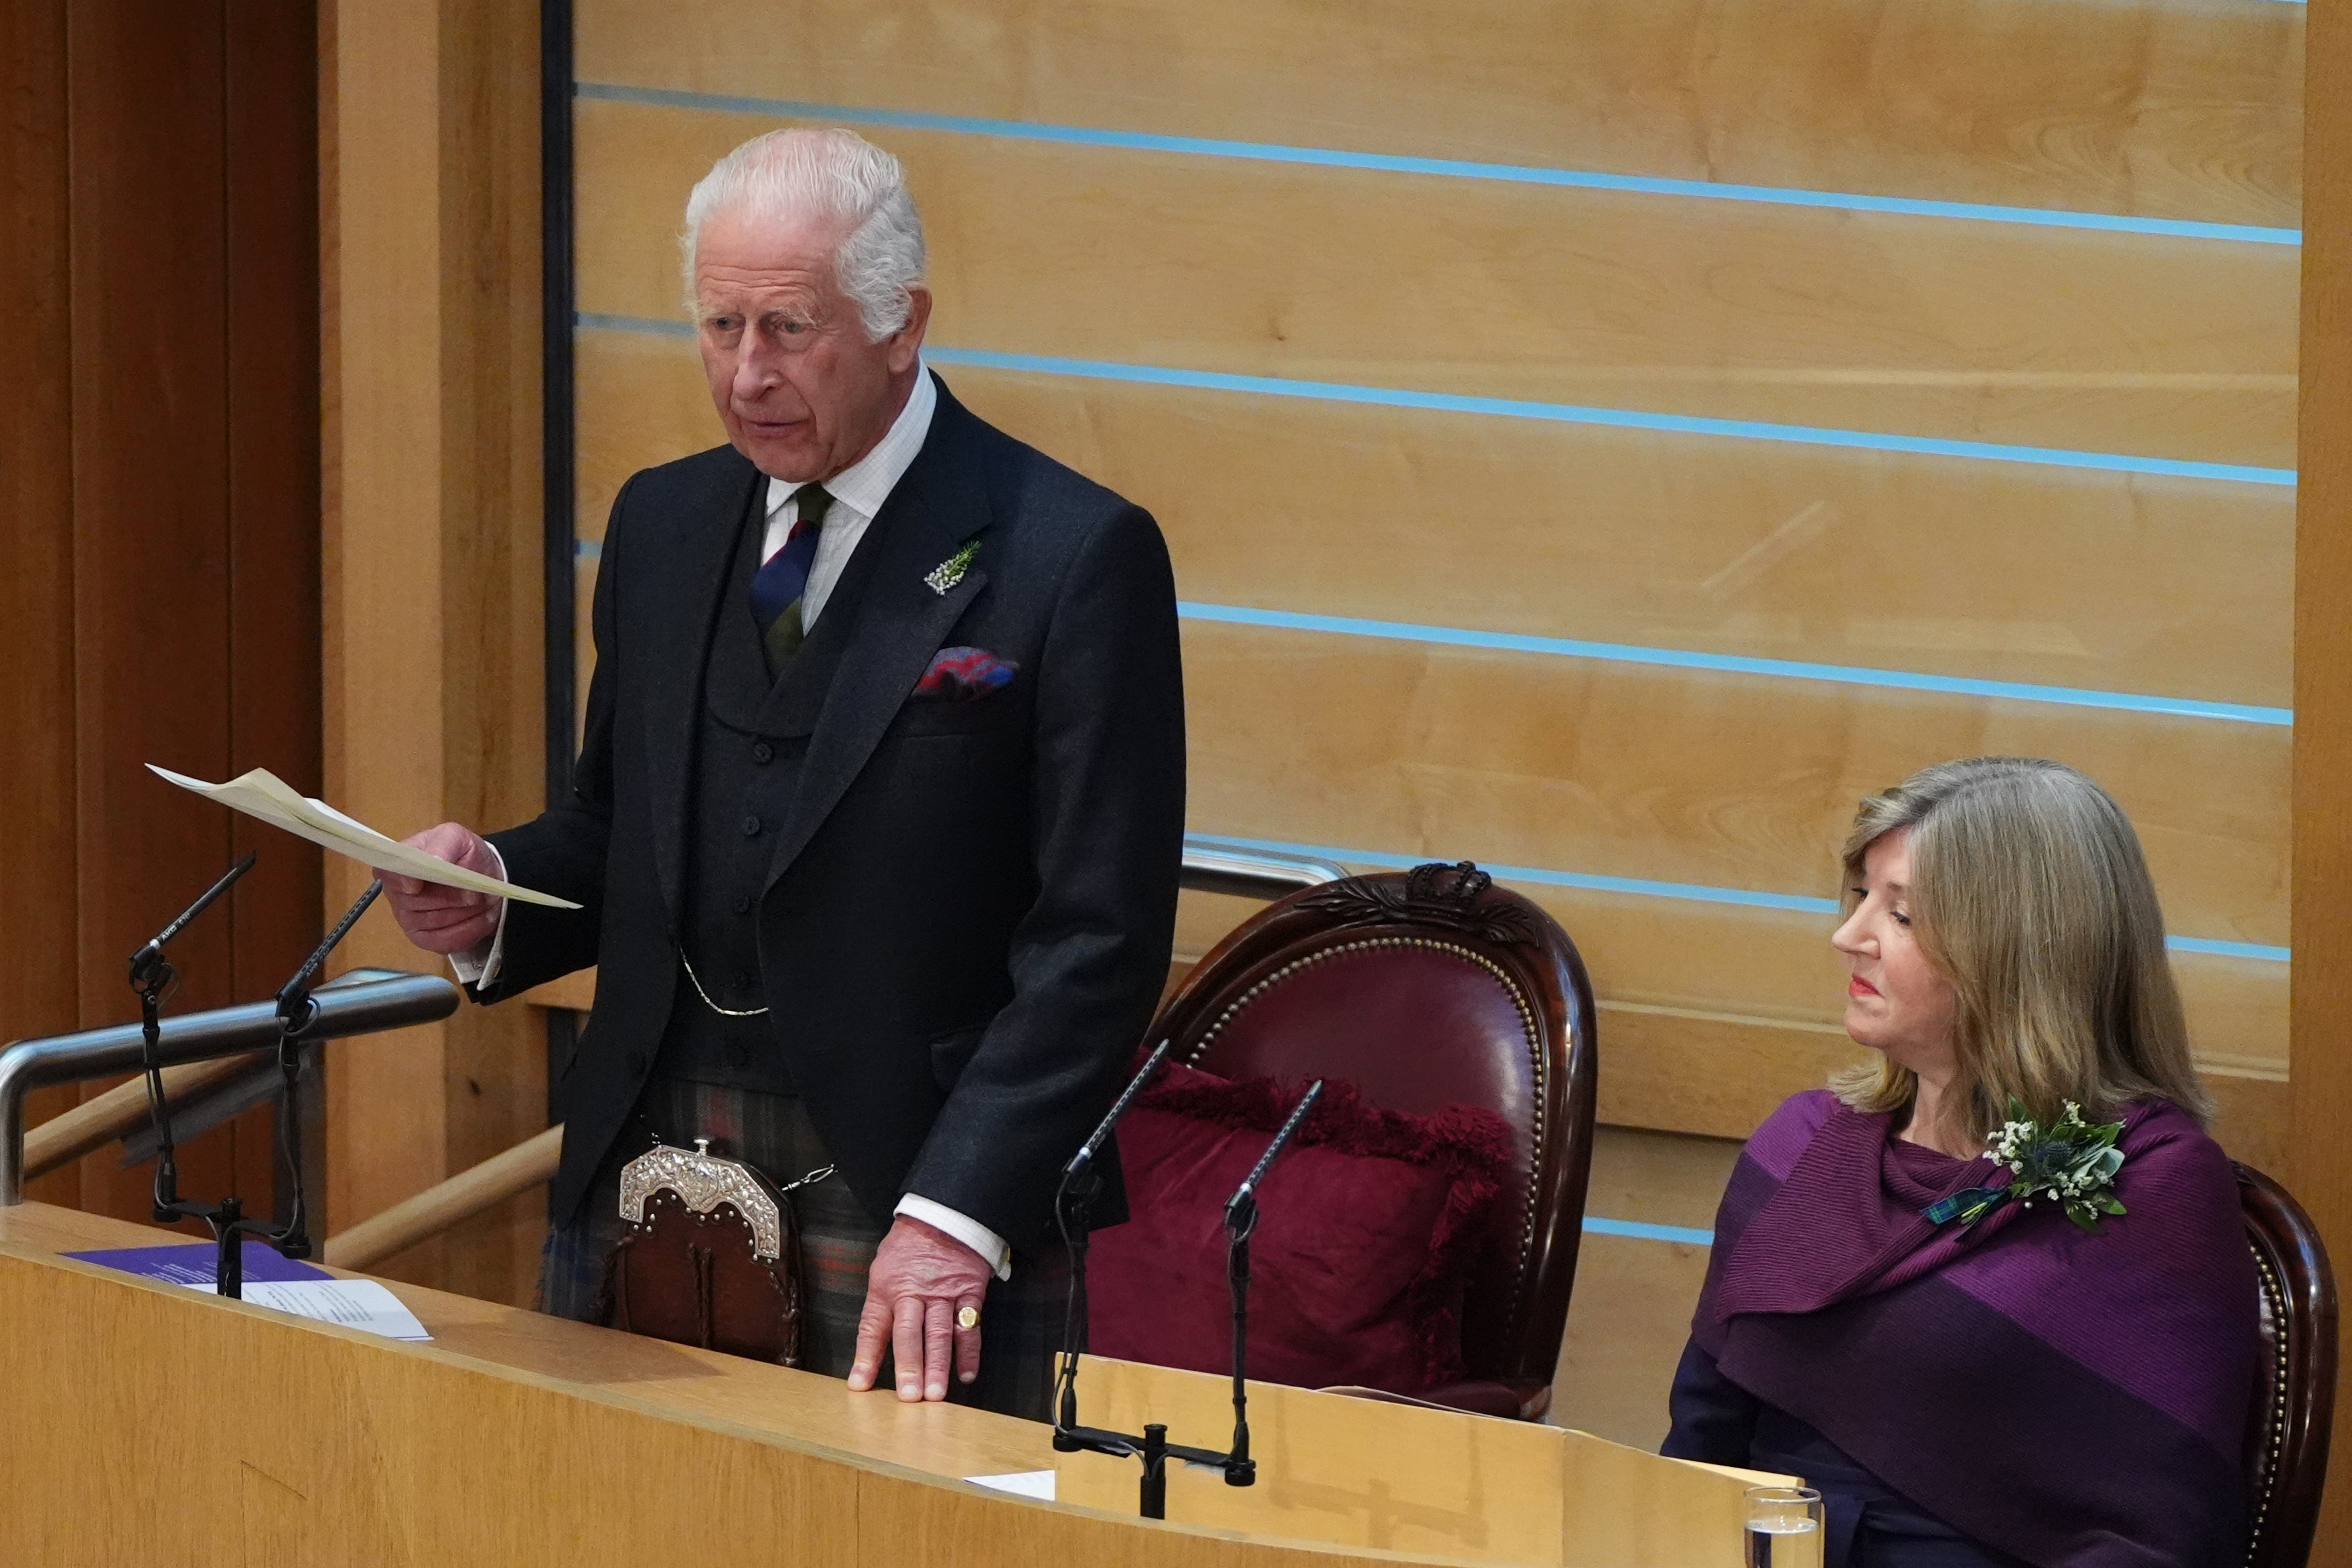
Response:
[964, 1471, 1056, 1501]
[147, 764, 580, 909]
[66, 1241, 333, 1287]
[177, 1277, 433, 1342]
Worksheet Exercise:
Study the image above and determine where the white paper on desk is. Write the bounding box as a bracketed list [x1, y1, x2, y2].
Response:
[178, 1278, 433, 1342]
[146, 764, 581, 909]
[965, 1471, 1055, 1501]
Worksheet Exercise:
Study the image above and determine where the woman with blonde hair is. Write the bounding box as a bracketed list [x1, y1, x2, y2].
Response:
[1663, 758, 2256, 1567]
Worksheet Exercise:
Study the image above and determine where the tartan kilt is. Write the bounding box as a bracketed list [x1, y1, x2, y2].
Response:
[538, 1075, 1070, 1422]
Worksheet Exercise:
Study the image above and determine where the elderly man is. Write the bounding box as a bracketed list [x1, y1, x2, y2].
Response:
[376, 127, 1184, 1419]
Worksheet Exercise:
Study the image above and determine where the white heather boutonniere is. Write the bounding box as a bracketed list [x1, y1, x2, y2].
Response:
[1922, 1099, 2128, 1235]
[924, 538, 982, 596]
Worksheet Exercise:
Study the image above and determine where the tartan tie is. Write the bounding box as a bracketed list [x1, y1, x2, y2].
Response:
[749, 483, 833, 676]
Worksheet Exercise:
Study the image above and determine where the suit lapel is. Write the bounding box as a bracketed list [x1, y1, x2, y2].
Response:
[644, 453, 765, 927]
[763, 385, 995, 892]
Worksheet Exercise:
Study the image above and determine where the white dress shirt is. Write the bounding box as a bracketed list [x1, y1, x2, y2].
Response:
[453, 366, 1011, 1277]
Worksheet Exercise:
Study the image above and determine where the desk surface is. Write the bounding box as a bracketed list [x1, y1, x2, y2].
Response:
[0, 1200, 1055, 1484]
[0, 1201, 1744, 1567]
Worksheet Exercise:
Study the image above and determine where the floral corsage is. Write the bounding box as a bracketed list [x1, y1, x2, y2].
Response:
[1921, 1099, 2128, 1235]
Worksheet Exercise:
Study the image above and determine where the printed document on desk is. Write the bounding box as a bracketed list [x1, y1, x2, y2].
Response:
[176, 1278, 433, 1342]
[147, 764, 580, 909]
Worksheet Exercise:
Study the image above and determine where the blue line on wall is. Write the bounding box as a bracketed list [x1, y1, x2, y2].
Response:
[572, 82, 2300, 246]
[1585, 1217, 1716, 1247]
[572, 505, 2293, 730]
[583, 312, 692, 338]
[1183, 831, 2291, 962]
[1176, 603, 2294, 726]
[573, 316, 2298, 487]
[575, 524, 2290, 723]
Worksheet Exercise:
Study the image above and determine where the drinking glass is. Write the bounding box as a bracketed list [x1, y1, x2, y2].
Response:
[1743, 1485, 1824, 1568]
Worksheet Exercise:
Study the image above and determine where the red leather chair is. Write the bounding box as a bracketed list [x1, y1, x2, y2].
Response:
[1147, 860, 1598, 1419]
[2238, 1162, 2337, 1567]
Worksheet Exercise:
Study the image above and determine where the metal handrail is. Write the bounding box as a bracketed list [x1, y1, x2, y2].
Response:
[0, 966, 458, 1205]
[1180, 838, 1349, 901]
[16, 853, 1346, 1247]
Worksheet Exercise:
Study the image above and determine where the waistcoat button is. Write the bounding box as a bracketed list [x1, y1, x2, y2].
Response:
[741, 814, 762, 838]
[751, 741, 774, 764]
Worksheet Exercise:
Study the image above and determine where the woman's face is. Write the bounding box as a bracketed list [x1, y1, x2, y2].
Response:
[1831, 828, 1960, 1080]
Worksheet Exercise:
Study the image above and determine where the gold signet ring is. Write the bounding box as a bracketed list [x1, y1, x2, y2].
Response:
[956, 1304, 981, 1331]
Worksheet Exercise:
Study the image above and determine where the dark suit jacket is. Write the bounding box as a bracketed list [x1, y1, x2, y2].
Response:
[474, 376, 1185, 1248]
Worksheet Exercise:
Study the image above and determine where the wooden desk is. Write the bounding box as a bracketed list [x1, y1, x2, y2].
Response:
[0, 1202, 1764, 1565]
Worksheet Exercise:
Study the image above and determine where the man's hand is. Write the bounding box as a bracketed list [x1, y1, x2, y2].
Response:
[376, 822, 504, 956]
[848, 1215, 993, 1401]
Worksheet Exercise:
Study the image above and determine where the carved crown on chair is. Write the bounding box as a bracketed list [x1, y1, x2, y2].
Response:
[1297, 861, 1540, 949]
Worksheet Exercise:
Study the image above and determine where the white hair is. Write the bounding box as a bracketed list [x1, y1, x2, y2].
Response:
[680, 127, 926, 340]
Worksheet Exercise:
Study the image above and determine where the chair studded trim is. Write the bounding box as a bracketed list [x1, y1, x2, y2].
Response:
[1182, 933, 1548, 1329]
[2246, 1241, 2290, 1567]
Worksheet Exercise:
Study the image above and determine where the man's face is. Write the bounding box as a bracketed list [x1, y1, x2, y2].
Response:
[692, 204, 930, 482]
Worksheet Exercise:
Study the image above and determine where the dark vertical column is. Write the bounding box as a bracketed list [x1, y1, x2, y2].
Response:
[224, 0, 323, 1225]
[541, 0, 581, 1135]
[0, 0, 83, 1209]
[66, 0, 240, 1227]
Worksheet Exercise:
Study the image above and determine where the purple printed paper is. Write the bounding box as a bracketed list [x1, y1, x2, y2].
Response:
[65, 1242, 332, 1286]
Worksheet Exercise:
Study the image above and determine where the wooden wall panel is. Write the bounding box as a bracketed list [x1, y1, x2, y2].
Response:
[574, 100, 2298, 469]
[575, 0, 2301, 227]
[1179, 625, 2286, 946]
[222, 0, 327, 1213]
[2290, 0, 2352, 1549]
[66, 1, 244, 1225]
[0, 0, 82, 1208]
[2, 1, 323, 1223]
[226, 1, 326, 998]
[578, 335, 2292, 707]
[324, 0, 548, 1304]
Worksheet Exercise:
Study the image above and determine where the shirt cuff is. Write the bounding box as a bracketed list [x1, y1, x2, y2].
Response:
[445, 843, 511, 990]
[895, 1194, 1013, 1281]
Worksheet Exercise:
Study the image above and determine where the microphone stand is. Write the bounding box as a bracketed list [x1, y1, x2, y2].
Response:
[1219, 1079, 1323, 1488]
[259, 878, 385, 1261]
[1051, 1040, 1322, 1520]
[1053, 1039, 1172, 1453]
[129, 854, 254, 1238]
[134, 868, 382, 1298]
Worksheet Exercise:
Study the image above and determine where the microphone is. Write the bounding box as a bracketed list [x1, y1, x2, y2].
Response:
[1222, 1079, 1323, 1488]
[128, 852, 256, 992]
[276, 880, 384, 1032]
[1224, 1079, 1323, 1231]
[1064, 1038, 1173, 1182]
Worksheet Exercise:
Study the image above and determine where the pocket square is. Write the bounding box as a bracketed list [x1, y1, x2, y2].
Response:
[913, 646, 1017, 700]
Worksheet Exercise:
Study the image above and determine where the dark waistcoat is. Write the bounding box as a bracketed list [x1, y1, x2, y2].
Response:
[656, 488, 883, 1093]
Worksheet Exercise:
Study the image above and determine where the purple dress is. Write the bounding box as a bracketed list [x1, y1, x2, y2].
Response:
[1662, 1091, 2256, 1567]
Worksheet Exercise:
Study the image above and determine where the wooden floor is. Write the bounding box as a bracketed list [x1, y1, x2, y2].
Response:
[1549, 1125, 1741, 1451]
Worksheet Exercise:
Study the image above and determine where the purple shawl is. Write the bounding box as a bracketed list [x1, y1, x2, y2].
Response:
[1693, 1090, 2256, 1567]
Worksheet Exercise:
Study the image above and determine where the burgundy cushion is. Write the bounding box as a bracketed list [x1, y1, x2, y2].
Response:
[1088, 1063, 1514, 1393]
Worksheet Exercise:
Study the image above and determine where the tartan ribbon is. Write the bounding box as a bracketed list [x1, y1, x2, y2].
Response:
[1921, 1184, 2012, 1227]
